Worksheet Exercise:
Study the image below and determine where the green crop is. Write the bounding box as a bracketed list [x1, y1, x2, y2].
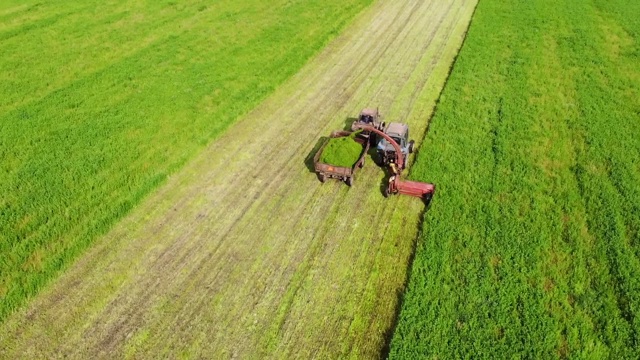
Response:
[0, 0, 372, 323]
[319, 132, 364, 168]
[390, 0, 640, 358]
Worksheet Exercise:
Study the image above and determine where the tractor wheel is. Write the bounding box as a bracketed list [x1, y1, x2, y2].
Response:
[346, 176, 354, 187]
[384, 185, 390, 198]
[409, 140, 415, 153]
[424, 193, 433, 205]
[319, 174, 327, 183]
[378, 154, 386, 166]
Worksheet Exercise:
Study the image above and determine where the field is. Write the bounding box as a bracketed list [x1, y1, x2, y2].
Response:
[390, 0, 640, 358]
[0, 0, 373, 323]
[0, 0, 477, 358]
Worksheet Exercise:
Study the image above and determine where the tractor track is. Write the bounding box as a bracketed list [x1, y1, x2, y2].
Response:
[0, 1, 477, 358]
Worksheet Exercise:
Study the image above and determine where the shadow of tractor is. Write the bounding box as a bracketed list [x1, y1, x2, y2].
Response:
[304, 136, 328, 174]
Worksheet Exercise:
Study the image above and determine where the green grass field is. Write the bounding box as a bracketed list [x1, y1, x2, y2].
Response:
[0, 2, 478, 357]
[5, 0, 638, 357]
[0, 0, 372, 322]
[391, 0, 640, 357]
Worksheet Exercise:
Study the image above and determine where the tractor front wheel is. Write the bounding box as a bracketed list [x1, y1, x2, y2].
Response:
[346, 176, 354, 187]
[319, 174, 327, 183]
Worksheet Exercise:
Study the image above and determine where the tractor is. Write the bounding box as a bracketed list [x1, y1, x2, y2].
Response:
[376, 122, 415, 169]
[352, 124, 435, 202]
[351, 108, 384, 144]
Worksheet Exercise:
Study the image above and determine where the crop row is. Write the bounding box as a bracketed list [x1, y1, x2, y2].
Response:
[390, 0, 640, 357]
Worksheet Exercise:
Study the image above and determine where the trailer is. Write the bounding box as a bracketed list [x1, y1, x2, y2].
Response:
[313, 130, 370, 186]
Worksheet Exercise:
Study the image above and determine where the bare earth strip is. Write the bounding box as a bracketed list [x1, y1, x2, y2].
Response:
[0, 1, 476, 358]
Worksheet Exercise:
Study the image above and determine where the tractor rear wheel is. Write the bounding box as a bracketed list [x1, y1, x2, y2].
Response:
[377, 154, 386, 166]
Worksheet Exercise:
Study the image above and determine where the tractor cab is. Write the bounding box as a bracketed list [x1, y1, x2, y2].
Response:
[351, 108, 383, 131]
[351, 108, 384, 144]
[376, 122, 415, 168]
[359, 109, 376, 125]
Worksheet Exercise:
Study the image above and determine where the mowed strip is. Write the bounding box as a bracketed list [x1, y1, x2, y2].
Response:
[0, 0, 476, 358]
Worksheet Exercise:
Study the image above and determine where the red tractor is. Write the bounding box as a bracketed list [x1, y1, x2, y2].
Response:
[351, 108, 384, 131]
[351, 108, 384, 144]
